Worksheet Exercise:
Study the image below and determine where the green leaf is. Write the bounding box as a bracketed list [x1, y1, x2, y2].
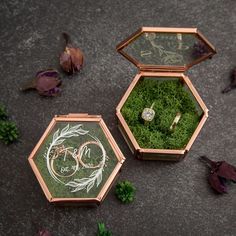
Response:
[97, 222, 112, 236]
[0, 104, 8, 121]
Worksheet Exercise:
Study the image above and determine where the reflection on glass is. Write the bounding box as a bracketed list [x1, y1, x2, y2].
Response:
[123, 32, 211, 66]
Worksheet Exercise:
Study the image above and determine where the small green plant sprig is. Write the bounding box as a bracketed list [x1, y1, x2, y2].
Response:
[0, 121, 19, 144]
[115, 180, 136, 204]
[97, 223, 112, 236]
[0, 103, 19, 144]
[0, 104, 8, 120]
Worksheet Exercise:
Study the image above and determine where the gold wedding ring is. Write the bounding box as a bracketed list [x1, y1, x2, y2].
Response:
[50, 141, 103, 178]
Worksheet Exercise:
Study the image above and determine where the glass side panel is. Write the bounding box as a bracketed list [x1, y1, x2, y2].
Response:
[122, 32, 212, 66]
[33, 121, 118, 198]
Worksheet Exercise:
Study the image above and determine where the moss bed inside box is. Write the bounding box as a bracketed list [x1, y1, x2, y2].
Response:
[121, 77, 202, 149]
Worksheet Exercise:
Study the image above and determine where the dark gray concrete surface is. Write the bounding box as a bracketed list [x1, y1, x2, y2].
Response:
[0, 0, 236, 235]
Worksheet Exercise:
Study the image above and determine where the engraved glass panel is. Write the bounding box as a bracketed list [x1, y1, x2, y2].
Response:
[122, 32, 212, 66]
[33, 121, 118, 198]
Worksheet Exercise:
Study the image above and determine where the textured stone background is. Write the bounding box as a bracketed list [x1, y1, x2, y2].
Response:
[0, 0, 236, 235]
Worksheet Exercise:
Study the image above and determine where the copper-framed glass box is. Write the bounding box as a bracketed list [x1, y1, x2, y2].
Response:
[116, 27, 216, 161]
[28, 114, 125, 205]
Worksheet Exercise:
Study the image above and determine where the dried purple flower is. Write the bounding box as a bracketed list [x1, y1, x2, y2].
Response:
[200, 156, 236, 194]
[60, 32, 84, 74]
[222, 68, 236, 93]
[192, 41, 210, 58]
[36, 229, 52, 236]
[21, 69, 61, 97]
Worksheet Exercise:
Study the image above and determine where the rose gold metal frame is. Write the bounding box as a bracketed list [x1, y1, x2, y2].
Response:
[116, 27, 216, 72]
[116, 27, 215, 161]
[28, 113, 125, 205]
[116, 72, 208, 161]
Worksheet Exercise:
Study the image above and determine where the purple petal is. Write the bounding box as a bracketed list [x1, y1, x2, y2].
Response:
[36, 70, 45, 77]
[36, 76, 61, 92]
[217, 161, 236, 181]
[36, 69, 59, 78]
[209, 172, 227, 193]
[39, 87, 61, 97]
[37, 229, 52, 236]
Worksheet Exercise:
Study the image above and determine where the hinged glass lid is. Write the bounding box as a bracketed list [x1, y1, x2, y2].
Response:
[28, 114, 125, 201]
[117, 27, 216, 71]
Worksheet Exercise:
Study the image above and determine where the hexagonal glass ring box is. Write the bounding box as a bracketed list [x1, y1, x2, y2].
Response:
[28, 114, 125, 205]
[116, 27, 216, 161]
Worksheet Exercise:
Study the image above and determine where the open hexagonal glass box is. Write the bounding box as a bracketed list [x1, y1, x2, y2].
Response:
[116, 27, 216, 161]
[28, 114, 125, 205]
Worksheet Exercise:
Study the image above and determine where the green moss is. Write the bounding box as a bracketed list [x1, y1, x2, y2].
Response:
[121, 78, 201, 149]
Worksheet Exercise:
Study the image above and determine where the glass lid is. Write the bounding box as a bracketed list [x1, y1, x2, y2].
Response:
[117, 27, 216, 71]
[32, 120, 120, 199]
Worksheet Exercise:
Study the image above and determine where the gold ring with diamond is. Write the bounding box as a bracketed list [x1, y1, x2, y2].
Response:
[141, 102, 155, 122]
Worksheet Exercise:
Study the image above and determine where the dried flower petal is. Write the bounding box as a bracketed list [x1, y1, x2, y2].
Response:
[216, 161, 236, 181]
[36, 70, 59, 78]
[209, 172, 227, 193]
[36, 229, 52, 236]
[222, 68, 236, 93]
[60, 32, 84, 74]
[22, 69, 61, 97]
[192, 41, 210, 58]
[36, 73, 61, 95]
[200, 156, 236, 194]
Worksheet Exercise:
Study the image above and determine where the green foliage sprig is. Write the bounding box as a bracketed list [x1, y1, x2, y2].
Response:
[121, 78, 201, 149]
[0, 103, 19, 144]
[97, 223, 112, 236]
[0, 104, 8, 120]
[0, 121, 19, 144]
[115, 180, 136, 204]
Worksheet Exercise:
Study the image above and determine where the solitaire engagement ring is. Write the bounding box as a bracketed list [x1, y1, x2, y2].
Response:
[141, 102, 155, 122]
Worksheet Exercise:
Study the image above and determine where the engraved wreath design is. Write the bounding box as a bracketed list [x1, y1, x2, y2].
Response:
[45, 124, 107, 193]
[145, 33, 184, 64]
